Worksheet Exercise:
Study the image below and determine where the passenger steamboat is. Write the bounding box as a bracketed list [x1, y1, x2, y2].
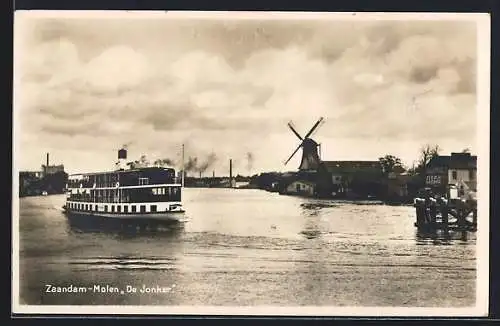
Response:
[63, 147, 186, 223]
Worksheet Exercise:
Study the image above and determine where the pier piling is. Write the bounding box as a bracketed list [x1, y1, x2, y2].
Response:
[229, 159, 233, 188]
[415, 199, 426, 228]
[457, 200, 469, 230]
[429, 198, 437, 229]
[414, 195, 477, 233]
[440, 198, 449, 232]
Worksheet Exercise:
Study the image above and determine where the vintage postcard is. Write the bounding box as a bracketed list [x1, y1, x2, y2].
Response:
[12, 11, 490, 316]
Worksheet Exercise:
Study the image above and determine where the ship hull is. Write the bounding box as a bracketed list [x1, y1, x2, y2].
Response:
[63, 208, 187, 223]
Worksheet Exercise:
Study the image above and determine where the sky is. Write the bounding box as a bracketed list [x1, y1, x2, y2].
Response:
[14, 12, 479, 176]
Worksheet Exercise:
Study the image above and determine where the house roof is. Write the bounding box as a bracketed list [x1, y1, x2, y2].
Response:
[427, 155, 450, 168]
[449, 153, 477, 169]
[321, 160, 382, 173]
[19, 171, 42, 175]
[427, 153, 477, 170]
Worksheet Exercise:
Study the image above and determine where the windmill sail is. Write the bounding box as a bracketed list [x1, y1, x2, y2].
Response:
[284, 143, 303, 165]
[287, 122, 304, 141]
[303, 117, 324, 139]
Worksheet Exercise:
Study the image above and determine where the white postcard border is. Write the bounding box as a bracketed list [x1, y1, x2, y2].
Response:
[11, 10, 491, 317]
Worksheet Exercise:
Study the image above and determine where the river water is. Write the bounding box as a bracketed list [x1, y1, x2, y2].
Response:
[17, 188, 476, 307]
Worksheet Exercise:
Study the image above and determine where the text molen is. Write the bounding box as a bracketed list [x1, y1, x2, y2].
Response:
[93, 284, 120, 293]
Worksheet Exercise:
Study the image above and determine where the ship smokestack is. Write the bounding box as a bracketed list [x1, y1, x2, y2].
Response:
[229, 159, 233, 188]
[118, 148, 127, 160]
[117, 147, 128, 170]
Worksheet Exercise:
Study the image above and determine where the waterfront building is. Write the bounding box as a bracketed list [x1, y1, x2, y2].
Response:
[425, 152, 477, 195]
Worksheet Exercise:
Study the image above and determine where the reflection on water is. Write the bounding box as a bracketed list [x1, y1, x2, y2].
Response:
[299, 200, 328, 239]
[300, 201, 338, 213]
[415, 229, 474, 246]
[66, 214, 186, 239]
[67, 255, 181, 272]
[18, 189, 476, 307]
[300, 218, 322, 239]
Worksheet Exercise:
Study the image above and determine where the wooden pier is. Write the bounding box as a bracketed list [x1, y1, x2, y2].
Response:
[414, 196, 477, 232]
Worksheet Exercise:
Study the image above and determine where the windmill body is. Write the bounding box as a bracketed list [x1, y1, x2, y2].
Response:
[298, 138, 321, 171]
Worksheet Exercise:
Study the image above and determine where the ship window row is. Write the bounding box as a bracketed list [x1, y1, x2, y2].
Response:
[68, 186, 181, 203]
[67, 178, 150, 189]
[67, 169, 176, 188]
[68, 202, 159, 213]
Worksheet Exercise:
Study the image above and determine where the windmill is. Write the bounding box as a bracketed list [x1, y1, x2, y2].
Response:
[284, 117, 325, 171]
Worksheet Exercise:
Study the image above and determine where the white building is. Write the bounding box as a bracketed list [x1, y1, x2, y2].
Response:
[425, 152, 477, 192]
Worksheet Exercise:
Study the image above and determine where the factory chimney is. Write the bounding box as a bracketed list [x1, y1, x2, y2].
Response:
[199, 171, 202, 179]
[43, 152, 49, 176]
[213, 171, 215, 178]
[181, 144, 185, 187]
[229, 159, 233, 188]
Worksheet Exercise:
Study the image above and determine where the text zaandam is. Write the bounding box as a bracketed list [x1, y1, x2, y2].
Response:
[45, 284, 176, 294]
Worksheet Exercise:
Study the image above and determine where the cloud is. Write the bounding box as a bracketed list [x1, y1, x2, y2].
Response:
[15, 15, 478, 172]
[83, 46, 151, 91]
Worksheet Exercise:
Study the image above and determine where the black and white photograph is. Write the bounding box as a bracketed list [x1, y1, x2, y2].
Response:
[12, 11, 490, 316]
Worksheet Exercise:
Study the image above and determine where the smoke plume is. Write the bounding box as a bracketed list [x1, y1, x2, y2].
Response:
[198, 152, 218, 173]
[183, 152, 218, 176]
[121, 141, 134, 150]
[139, 155, 149, 165]
[184, 156, 199, 172]
[153, 158, 176, 167]
[127, 154, 150, 169]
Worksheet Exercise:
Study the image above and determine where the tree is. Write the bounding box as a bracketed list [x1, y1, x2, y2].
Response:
[378, 155, 405, 174]
[415, 144, 441, 174]
[406, 161, 418, 175]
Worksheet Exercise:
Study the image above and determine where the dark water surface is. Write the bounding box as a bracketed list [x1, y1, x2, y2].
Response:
[18, 188, 476, 306]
